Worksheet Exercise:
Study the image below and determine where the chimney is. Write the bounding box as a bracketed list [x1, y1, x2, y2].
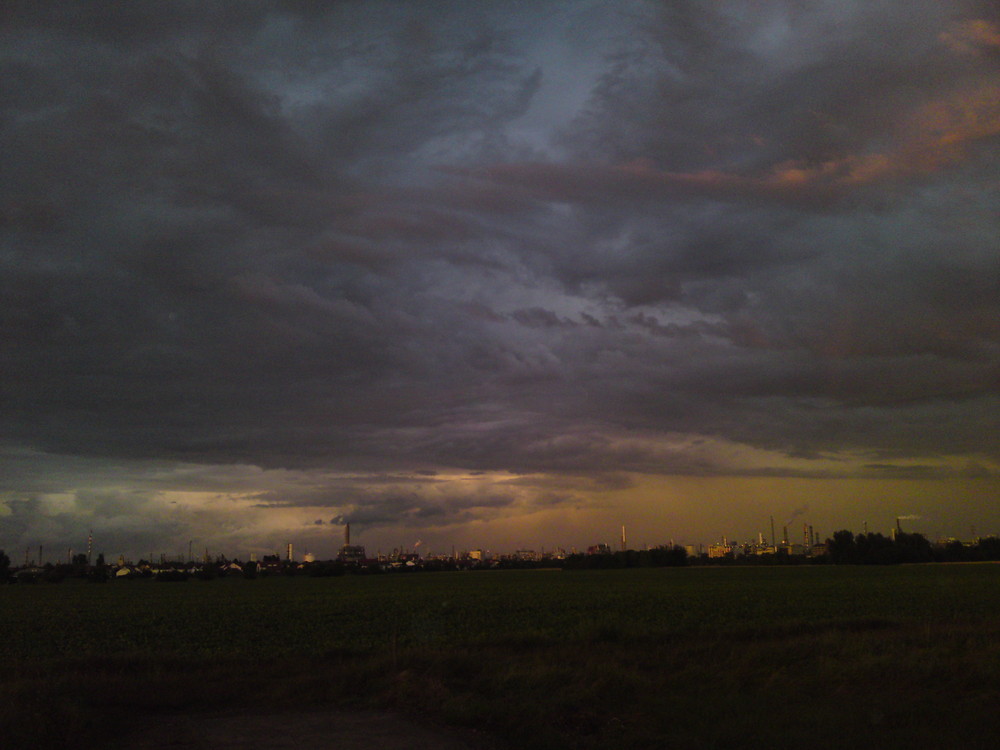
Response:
[345, 522, 350, 547]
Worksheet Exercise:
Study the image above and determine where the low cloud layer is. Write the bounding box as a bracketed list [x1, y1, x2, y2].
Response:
[3, 1, 998, 556]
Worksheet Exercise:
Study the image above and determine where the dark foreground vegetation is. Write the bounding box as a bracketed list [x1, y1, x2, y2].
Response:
[2, 565, 999, 749]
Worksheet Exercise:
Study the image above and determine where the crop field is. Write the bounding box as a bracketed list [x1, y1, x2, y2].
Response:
[3, 564, 1000, 748]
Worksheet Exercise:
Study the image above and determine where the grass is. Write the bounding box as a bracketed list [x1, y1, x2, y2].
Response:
[2, 565, 1000, 748]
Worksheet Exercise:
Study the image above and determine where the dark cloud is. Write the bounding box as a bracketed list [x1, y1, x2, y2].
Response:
[328, 489, 519, 531]
[2, 2, 999, 553]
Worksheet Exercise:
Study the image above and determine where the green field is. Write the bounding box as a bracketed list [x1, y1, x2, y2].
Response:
[3, 565, 1000, 748]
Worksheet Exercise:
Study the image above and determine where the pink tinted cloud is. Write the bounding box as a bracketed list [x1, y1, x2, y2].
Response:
[940, 20, 1000, 55]
[456, 85, 999, 208]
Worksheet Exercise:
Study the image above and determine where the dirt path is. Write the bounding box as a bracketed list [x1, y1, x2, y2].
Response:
[124, 708, 502, 750]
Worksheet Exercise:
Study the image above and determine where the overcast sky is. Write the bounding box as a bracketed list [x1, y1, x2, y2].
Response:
[3, 1, 998, 562]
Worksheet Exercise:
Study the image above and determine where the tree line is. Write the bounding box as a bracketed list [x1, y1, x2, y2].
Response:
[825, 531, 1000, 565]
[562, 546, 689, 569]
[4, 534, 1000, 582]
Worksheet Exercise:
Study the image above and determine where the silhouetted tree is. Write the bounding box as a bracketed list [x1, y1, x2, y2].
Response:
[0, 549, 10, 582]
[648, 545, 688, 567]
[936, 540, 969, 563]
[827, 530, 857, 564]
[826, 530, 934, 565]
[977, 536, 1000, 561]
[894, 532, 933, 563]
[854, 533, 894, 564]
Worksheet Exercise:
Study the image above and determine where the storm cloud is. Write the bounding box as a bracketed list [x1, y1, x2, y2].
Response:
[2, 1, 998, 557]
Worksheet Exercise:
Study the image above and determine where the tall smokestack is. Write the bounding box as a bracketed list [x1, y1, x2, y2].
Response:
[286, 542, 293, 562]
[87, 530, 93, 564]
[345, 523, 350, 547]
[770, 516, 776, 549]
[782, 526, 788, 546]
[621, 525, 627, 552]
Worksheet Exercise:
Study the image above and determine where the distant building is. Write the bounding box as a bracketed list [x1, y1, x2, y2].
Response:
[339, 545, 366, 564]
[707, 544, 731, 559]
